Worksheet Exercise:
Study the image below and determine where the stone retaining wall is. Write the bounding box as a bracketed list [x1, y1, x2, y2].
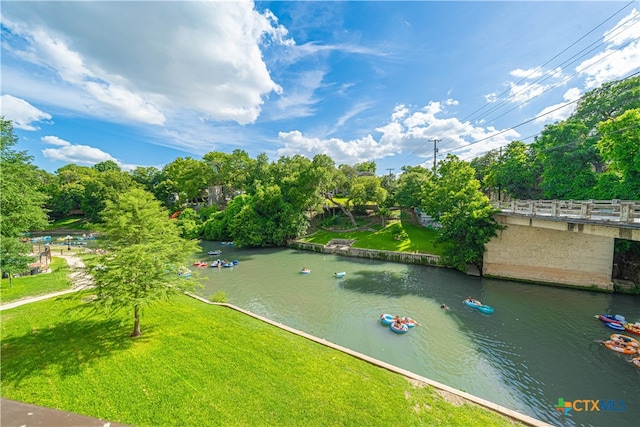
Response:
[289, 241, 440, 266]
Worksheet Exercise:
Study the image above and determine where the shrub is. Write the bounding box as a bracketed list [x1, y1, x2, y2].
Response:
[209, 290, 228, 303]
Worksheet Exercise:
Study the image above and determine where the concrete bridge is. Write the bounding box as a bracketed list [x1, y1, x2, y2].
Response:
[483, 200, 640, 291]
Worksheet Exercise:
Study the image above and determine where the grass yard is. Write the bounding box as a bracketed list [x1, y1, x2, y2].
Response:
[0, 257, 71, 303]
[304, 217, 444, 256]
[0, 293, 522, 427]
[45, 216, 90, 230]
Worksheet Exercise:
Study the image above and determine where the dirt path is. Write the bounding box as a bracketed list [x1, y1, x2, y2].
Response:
[0, 254, 93, 311]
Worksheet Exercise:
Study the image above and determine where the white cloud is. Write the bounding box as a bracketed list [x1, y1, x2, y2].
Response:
[277, 99, 520, 167]
[327, 101, 375, 136]
[0, 94, 52, 130]
[534, 87, 582, 124]
[1, 1, 291, 126]
[487, 68, 565, 105]
[578, 9, 640, 89]
[41, 135, 70, 147]
[510, 68, 544, 79]
[41, 135, 137, 171]
[272, 70, 326, 119]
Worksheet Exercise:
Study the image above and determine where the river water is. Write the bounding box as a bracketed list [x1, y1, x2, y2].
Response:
[195, 243, 639, 427]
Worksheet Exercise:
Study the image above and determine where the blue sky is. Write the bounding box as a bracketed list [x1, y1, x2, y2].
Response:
[1, 1, 639, 174]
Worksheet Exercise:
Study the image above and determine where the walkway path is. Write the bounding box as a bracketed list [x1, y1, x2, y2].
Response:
[0, 254, 93, 312]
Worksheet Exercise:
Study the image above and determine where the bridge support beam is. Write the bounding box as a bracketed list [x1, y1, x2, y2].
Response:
[483, 217, 614, 291]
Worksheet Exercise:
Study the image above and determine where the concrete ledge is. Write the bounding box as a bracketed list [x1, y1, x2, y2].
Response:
[186, 293, 552, 427]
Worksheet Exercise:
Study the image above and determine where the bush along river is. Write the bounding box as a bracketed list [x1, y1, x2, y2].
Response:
[195, 242, 639, 427]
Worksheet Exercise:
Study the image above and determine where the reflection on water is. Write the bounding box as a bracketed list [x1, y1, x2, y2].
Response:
[196, 243, 640, 427]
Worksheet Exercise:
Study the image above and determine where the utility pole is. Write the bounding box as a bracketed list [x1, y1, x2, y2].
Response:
[430, 138, 441, 173]
[386, 168, 394, 176]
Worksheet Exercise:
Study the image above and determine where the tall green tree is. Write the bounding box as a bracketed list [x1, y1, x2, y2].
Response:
[395, 166, 432, 208]
[81, 169, 139, 222]
[93, 160, 121, 173]
[573, 75, 640, 131]
[0, 118, 49, 281]
[0, 238, 34, 287]
[597, 108, 640, 198]
[532, 119, 597, 199]
[421, 155, 502, 272]
[161, 157, 214, 205]
[88, 188, 199, 337]
[0, 118, 49, 237]
[485, 141, 541, 200]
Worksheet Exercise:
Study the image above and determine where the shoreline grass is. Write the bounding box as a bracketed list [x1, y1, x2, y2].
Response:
[303, 216, 444, 256]
[1, 293, 522, 426]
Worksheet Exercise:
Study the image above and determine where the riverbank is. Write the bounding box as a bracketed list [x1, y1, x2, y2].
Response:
[289, 239, 441, 266]
[0, 290, 538, 427]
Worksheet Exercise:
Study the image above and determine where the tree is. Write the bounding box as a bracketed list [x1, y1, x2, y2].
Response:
[0, 118, 48, 283]
[485, 141, 541, 200]
[175, 208, 202, 239]
[227, 184, 309, 247]
[130, 166, 162, 194]
[573, 75, 640, 131]
[597, 108, 640, 198]
[93, 160, 121, 173]
[470, 149, 500, 184]
[161, 157, 214, 205]
[0, 238, 34, 287]
[395, 166, 432, 208]
[88, 188, 199, 337]
[421, 155, 503, 272]
[81, 169, 139, 222]
[532, 119, 597, 199]
[0, 118, 49, 237]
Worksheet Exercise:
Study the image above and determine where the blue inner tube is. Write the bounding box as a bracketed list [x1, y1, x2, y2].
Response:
[606, 322, 625, 331]
[380, 314, 394, 326]
[389, 323, 409, 334]
[477, 305, 494, 314]
[464, 299, 481, 309]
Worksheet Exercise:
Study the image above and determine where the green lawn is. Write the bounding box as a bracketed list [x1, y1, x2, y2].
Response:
[45, 216, 91, 230]
[0, 257, 71, 303]
[304, 217, 444, 256]
[0, 293, 521, 427]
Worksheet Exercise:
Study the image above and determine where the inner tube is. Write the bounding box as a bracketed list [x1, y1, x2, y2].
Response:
[603, 340, 637, 355]
[401, 317, 418, 328]
[389, 322, 409, 334]
[606, 322, 625, 331]
[610, 334, 640, 348]
[380, 314, 394, 326]
[477, 305, 494, 314]
[623, 323, 640, 335]
[598, 314, 624, 324]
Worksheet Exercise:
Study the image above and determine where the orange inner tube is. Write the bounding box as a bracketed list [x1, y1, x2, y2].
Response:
[603, 341, 637, 355]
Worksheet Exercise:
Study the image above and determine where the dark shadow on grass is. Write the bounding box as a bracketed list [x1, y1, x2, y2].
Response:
[1, 315, 140, 385]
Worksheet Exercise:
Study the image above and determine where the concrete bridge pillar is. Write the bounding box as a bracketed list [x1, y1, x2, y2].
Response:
[483, 217, 614, 291]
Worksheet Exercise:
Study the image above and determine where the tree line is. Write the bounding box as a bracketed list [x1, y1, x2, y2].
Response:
[2, 74, 639, 279]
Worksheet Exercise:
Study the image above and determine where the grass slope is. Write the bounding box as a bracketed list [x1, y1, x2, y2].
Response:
[1, 293, 520, 427]
[0, 257, 71, 303]
[304, 217, 443, 256]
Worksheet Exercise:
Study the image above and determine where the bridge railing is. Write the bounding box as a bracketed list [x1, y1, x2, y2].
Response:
[491, 199, 640, 224]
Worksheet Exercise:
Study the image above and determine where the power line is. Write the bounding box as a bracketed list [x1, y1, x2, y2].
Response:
[398, 3, 639, 167]
[423, 67, 640, 165]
